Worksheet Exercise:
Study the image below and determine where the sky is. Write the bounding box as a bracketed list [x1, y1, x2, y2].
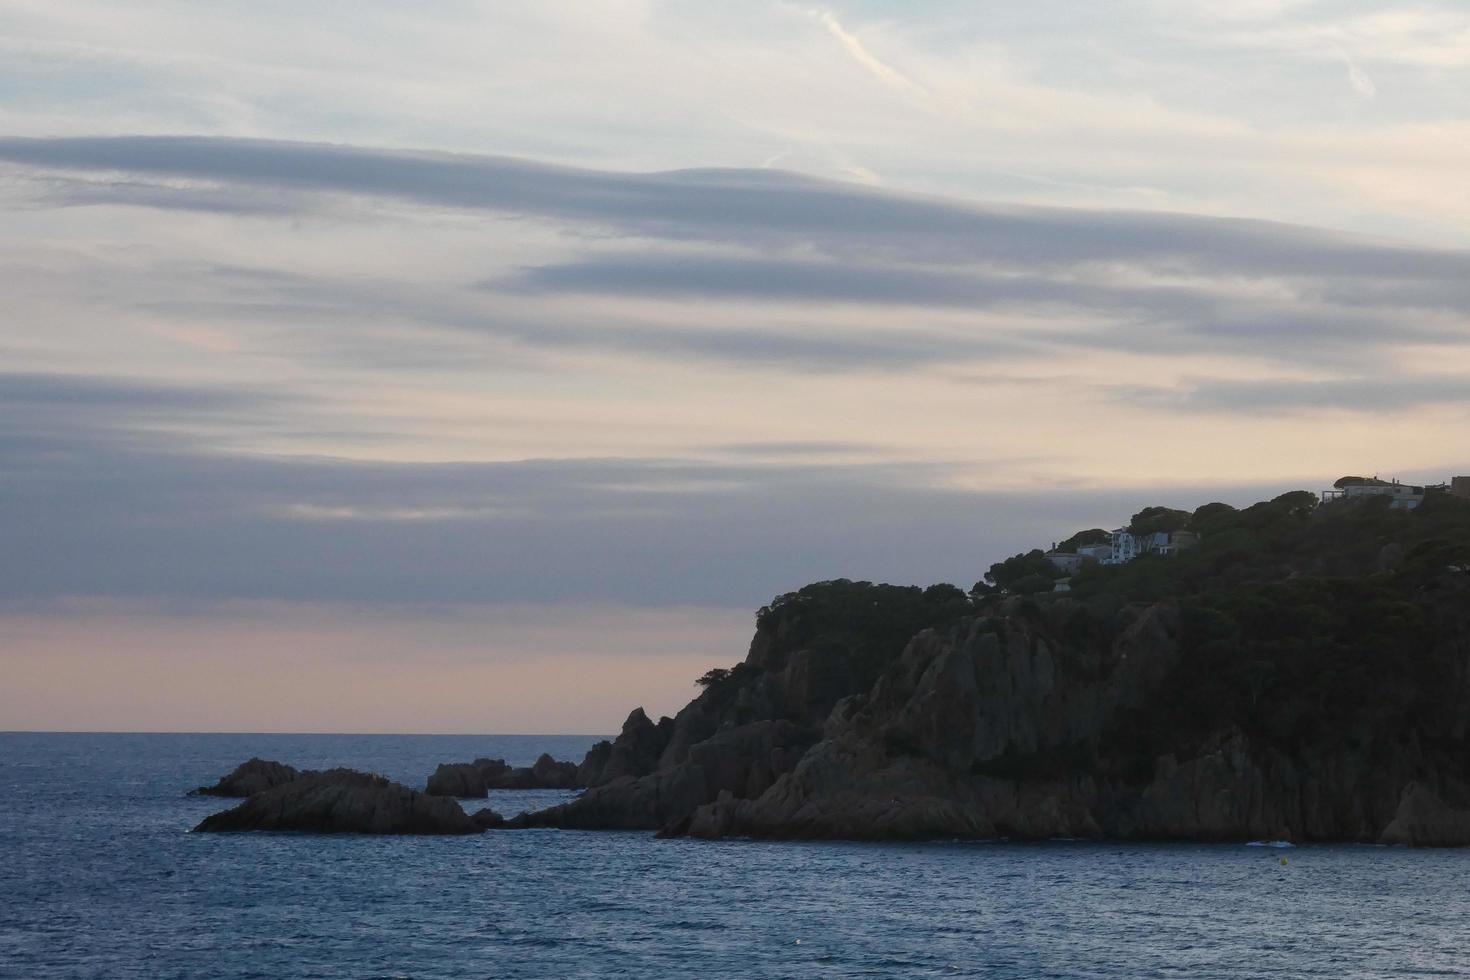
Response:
[2, 1, 1468, 733]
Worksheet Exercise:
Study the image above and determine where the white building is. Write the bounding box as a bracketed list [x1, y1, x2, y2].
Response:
[1106, 528, 1143, 564]
[1321, 477, 1426, 510]
[1104, 528, 1198, 565]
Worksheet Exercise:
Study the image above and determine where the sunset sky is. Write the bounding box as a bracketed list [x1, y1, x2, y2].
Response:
[4, 1, 1469, 732]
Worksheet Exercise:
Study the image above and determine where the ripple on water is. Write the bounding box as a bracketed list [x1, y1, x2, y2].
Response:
[4, 732, 1470, 979]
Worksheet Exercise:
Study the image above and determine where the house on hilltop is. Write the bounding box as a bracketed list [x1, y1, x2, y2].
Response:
[1321, 476, 1427, 510]
[1043, 551, 1087, 574]
[1044, 541, 1118, 575]
[1103, 528, 1198, 565]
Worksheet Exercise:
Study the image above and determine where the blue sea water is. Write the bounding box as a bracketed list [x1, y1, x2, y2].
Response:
[3, 732, 1469, 979]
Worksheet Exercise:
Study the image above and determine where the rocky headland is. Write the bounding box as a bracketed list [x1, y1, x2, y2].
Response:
[190, 491, 1470, 845]
[515, 491, 1470, 846]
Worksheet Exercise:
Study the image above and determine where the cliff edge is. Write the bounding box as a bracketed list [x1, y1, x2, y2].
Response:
[520, 490, 1470, 845]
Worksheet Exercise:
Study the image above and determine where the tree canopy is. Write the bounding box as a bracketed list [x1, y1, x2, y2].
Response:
[984, 549, 1063, 594]
[1128, 506, 1191, 536]
[1057, 528, 1109, 552]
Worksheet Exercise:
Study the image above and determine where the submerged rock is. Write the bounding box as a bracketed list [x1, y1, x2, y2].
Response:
[192, 758, 305, 797]
[194, 768, 480, 835]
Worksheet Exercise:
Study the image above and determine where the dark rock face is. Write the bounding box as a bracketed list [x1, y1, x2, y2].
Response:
[579, 708, 670, 787]
[471, 807, 507, 831]
[192, 758, 304, 797]
[521, 719, 804, 832]
[677, 606, 1470, 844]
[1379, 783, 1470, 847]
[194, 769, 480, 835]
[576, 741, 613, 786]
[425, 754, 581, 796]
[527, 753, 579, 789]
[519, 562, 1470, 846]
[426, 761, 494, 798]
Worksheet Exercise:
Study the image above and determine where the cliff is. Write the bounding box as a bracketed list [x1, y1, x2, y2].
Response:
[520, 490, 1470, 845]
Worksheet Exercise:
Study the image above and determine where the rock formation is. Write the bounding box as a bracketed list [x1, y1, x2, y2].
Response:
[192, 758, 306, 797]
[194, 768, 481, 835]
[518, 492, 1470, 845]
[425, 754, 581, 796]
[471, 807, 507, 831]
[426, 760, 498, 798]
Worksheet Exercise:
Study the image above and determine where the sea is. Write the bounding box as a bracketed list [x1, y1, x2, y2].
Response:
[3, 732, 1468, 979]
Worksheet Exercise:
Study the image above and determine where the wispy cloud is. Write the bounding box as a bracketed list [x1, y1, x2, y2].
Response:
[1341, 49, 1378, 99]
[813, 9, 929, 99]
[1117, 373, 1470, 414]
[0, 378, 1331, 606]
[6, 135, 1470, 387]
[5, 136, 1469, 281]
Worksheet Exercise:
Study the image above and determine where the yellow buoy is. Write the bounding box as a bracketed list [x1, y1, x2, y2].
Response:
[1279, 856, 1288, 866]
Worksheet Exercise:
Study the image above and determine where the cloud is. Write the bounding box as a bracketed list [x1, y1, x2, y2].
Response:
[1342, 50, 1379, 99]
[5, 136, 1470, 281]
[0, 371, 300, 448]
[498, 250, 1469, 369]
[31, 175, 312, 216]
[0, 374, 1338, 607]
[8, 134, 1463, 374]
[1117, 373, 1470, 414]
[711, 440, 888, 457]
[119, 256, 1031, 372]
[0, 371, 264, 411]
[506, 252, 1003, 306]
[4, 137, 1468, 402]
[814, 9, 929, 98]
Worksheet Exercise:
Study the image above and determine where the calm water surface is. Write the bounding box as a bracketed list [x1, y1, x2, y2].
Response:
[3, 732, 1467, 979]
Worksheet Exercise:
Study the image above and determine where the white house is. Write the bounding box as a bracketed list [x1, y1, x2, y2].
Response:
[1105, 528, 1142, 564]
[1104, 528, 1198, 564]
[1321, 476, 1426, 510]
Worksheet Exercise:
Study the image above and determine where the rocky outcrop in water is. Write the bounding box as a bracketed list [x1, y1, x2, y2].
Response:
[426, 760, 499, 798]
[192, 758, 306, 797]
[194, 768, 480, 835]
[425, 754, 582, 797]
